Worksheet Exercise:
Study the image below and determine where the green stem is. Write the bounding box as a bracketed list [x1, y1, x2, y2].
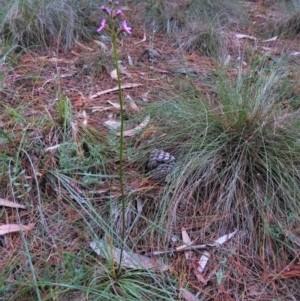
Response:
[111, 26, 125, 274]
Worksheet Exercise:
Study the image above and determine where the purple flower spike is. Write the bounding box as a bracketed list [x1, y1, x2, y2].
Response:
[101, 5, 112, 16]
[121, 20, 132, 35]
[115, 1, 119, 4]
[97, 18, 106, 32]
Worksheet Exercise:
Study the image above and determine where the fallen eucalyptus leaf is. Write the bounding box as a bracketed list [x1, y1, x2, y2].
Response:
[75, 40, 94, 51]
[110, 69, 118, 80]
[181, 289, 201, 301]
[134, 32, 146, 45]
[197, 251, 211, 273]
[82, 110, 87, 126]
[93, 39, 108, 50]
[182, 228, 193, 260]
[141, 92, 149, 102]
[107, 101, 121, 109]
[0, 224, 34, 235]
[125, 94, 139, 112]
[0, 198, 26, 209]
[262, 36, 277, 42]
[90, 83, 143, 99]
[214, 229, 237, 245]
[90, 240, 169, 271]
[223, 54, 231, 66]
[235, 33, 257, 40]
[111, 66, 131, 80]
[45, 144, 62, 151]
[117, 115, 150, 137]
[128, 55, 133, 66]
[104, 120, 121, 130]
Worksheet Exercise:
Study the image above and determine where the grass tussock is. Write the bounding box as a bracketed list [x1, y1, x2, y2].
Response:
[278, 11, 300, 39]
[271, 0, 300, 39]
[0, 0, 101, 50]
[139, 0, 248, 57]
[137, 64, 300, 296]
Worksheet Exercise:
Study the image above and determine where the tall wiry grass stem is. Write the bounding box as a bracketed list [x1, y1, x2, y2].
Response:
[111, 25, 126, 274]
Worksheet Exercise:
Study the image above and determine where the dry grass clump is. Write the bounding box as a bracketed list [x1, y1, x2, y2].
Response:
[138, 0, 248, 57]
[278, 11, 300, 38]
[270, 0, 300, 38]
[138, 65, 300, 298]
[0, 0, 101, 50]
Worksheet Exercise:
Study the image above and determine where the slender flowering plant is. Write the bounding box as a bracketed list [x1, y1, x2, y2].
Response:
[96, 0, 132, 275]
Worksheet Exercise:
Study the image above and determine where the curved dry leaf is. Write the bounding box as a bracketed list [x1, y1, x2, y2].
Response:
[90, 83, 142, 99]
[134, 32, 146, 45]
[107, 101, 121, 109]
[235, 33, 257, 40]
[128, 55, 133, 66]
[110, 69, 118, 80]
[197, 251, 211, 273]
[90, 240, 169, 271]
[214, 229, 237, 245]
[181, 289, 201, 301]
[47, 57, 75, 64]
[0, 224, 34, 235]
[194, 271, 207, 284]
[117, 115, 150, 137]
[45, 144, 62, 151]
[82, 110, 87, 126]
[111, 66, 131, 80]
[75, 40, 94, 51]
[182, 228, 192, 260]
[125, 94, 139, 112]
[104, 120, 121, 130]
[182, 228, 191, 244]
[141, 92, 149, 102]
[0, 198, 26, 209]
[262, 36, 277, 43]
[223, 55, 231, 66]
[93, 39, 108, 51]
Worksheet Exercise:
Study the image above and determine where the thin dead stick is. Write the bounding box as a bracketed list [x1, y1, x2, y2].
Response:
[144, 243, 219, 257]
[89, 83, 143, 99]
[75, 40, 94, 51]
[117, 115, 150, 137]
[134, 32, 146, 45]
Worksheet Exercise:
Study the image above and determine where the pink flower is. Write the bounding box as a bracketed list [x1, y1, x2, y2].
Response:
[121, 20, 132, 35]
[101, 5, 112, 16]
[97, 19, 106, 32]
[115, 9, 123, 17]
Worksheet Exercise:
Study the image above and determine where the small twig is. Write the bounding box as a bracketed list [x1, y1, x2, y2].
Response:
[89, 83, 142, 99]
[134, 32, 146, 45]
[144, 243, 217, 257]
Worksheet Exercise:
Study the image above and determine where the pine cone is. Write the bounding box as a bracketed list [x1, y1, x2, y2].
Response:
[148, 161, 176, 182]
[147, 149, 176, 182]
[148, 149, 175, 169]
